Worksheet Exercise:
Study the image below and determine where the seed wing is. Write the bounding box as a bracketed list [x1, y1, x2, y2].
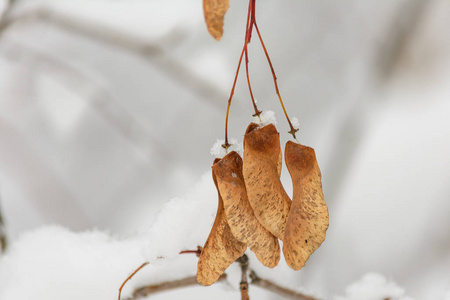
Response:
[283, 141, 329, 270]
[213, 151, 280, 268]
[243, 123, 291, 240]
[203, 0, 229, 40]
[197, 164, 247, 286]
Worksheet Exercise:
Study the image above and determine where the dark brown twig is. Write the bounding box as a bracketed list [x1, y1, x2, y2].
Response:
[249, 271, 319, 300]
[130, 274, 227, 299]
[118, 262, 149, 300]
[179, 246, 202, 257]
[237, 255, 250, 300]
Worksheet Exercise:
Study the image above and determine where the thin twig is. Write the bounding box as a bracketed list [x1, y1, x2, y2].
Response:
[249, 271, 319, 300]
[237, 255, 250, 300]
[253, 21, 298, 139]
[130, 274, 227, 299]
[223, 45, 246, 150]
[179, 246, 202, 257]
[118, 262, 149, 300]
[223, 0, 260, 150]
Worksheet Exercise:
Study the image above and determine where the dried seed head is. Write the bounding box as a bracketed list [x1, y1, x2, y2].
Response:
[213, 151, 280, 268]
[283, 141, 329, 270]
[243, 123, 291, 240]
[203, 0, 229, 40]
[197, 165, 247, 286]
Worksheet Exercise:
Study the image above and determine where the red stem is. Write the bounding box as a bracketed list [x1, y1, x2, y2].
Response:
[253, 21, 298, 138]
[223, 0, 260, 149]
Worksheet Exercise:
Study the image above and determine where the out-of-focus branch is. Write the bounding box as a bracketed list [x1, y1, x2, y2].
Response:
[0, 41, 170, 160]
[249, 270, 319, 300]
[324, 0, 433, 206]
[0, 0, 15, 35]
[376, 0, 431, 80]
[2, 7, 227, 106]
[0, 198, 7, 253]
[129, 274, 227, 299]
[125, 262, 318, 300]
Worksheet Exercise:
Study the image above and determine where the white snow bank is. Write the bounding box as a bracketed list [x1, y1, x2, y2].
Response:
[336, 273, 413, 300]
[0, 172, 220, 300]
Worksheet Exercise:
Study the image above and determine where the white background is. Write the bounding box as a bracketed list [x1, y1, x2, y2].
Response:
[0, 0, 449, 299]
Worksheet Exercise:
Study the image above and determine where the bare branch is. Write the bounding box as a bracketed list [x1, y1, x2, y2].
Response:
[0, 41, 171, 160]
[375, 0, 431, 80]
[0, 0, 15, 35]
[118, 262, 149, 300]
[0, 199, 7, 254]
[249, 270, 319, 300]
[129, 274, 227, 300]
[2, 7, 227, 106]
[237, 255, 250, 300]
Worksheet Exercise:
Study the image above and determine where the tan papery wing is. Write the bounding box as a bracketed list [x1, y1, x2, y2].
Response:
[243, 123, 291, 240]
[283, 141, 329, 270]
[197, 161, 247, 286]
[203, 0, 229, 40]
[213, 151, 280, 268]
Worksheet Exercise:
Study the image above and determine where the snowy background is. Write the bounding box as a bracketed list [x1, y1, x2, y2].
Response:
[0, 0, 450, 299]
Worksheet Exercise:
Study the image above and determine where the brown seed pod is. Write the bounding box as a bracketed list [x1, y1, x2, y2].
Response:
[197, 161, 247, 286]
[243, 123, 292, 240]
[213, 151, 280, 268]
[203, 0, 229, 40]
[283, 141, 329, 271]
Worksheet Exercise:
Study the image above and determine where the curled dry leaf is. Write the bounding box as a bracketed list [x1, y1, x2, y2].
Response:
[213, 151, 280, 268]
[283, 141, 329, 270]
[197, 160, 247, 286]
[203, 0, 229, 40]
[243, 123, 291, 240]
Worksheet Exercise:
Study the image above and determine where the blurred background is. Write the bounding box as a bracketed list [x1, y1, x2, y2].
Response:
[0, 0, 450, 299]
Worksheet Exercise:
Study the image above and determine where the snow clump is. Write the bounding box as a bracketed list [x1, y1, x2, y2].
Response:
[335, 273, 413, 300]
[253, 110, 277, 127]
[210, 138, 243, 158]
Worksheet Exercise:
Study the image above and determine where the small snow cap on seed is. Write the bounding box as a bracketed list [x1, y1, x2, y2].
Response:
[290, 117, 300, 130]
[210, 138, 243, 159]
[253, 110, 277, 127]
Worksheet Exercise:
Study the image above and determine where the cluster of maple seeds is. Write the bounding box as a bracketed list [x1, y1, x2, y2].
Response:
[197, 122, 329, 286]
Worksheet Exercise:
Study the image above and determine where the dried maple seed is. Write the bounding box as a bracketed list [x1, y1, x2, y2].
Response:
[243, 123, 291, 240]
[203, 0, 229, 40]
[213, 151, 280, 268]
[197, 160, 247, 286]
[283, 141, 329, 271]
